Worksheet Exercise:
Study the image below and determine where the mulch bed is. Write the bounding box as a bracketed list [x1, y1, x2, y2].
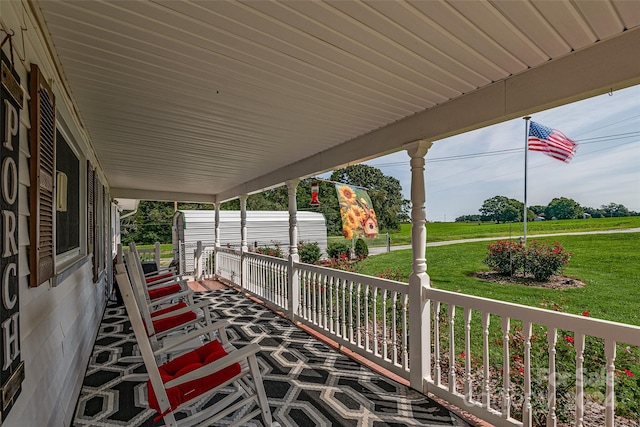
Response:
[472, 271, 586, 290]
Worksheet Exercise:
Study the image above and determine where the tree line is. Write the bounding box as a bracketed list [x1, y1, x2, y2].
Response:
[122, 165, 409, 245]
[455, 195, 639, 223]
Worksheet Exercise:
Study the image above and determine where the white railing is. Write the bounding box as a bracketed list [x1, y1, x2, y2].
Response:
[194, 239, 640, 427]
[243, 252, 289, 309]
[201, 246, 215, 279]
[295, 263, 410, 380]
[215, 247, 241, 284]
[426, 288, 640, 427]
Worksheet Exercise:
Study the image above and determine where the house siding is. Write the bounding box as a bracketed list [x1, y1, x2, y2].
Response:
[1, 2, 108, 426]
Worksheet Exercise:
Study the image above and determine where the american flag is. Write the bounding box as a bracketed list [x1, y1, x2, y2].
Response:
[527, 121, 578, 163]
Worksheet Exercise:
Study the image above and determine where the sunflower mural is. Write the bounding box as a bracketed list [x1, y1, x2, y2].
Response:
[335, 184, 378, 239]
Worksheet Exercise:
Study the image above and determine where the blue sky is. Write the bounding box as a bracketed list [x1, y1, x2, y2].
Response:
[363, 84, 640, 221]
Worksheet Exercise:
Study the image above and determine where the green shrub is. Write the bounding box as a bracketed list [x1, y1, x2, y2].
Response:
[354, 238, 368, 259]
[484, 240, 524, 276]
[327, 241, 350, 259]
[298, 241, 321, 264]
[484, 240, 571, 281]
[254, 242, 284, 258]
[524, 240, 572, 281]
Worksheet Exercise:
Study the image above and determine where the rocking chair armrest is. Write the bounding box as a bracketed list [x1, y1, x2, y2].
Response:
[153, 320, 231, 355]
[164, 343, 261, 388]
[150, 299, 214, 321]
[147, 289, 194, 307]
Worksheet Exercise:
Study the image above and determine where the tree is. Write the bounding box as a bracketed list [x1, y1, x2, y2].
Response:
[479, 196, 535, 223]
[545, 197, 583, 219]
[330, 165, 405, 232]
[600, 202, 630, 218]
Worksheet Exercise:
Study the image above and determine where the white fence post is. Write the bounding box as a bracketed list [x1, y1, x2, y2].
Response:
[154, 241, 161, 269]
[214, 204, 220, 278]
[286, 179, 300, 320]
[195, 240, 203, 280]
[406, 140, 433, 393]
[240, 195, 248, 290]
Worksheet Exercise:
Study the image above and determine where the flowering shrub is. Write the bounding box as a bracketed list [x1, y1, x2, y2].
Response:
[484, 240, 525, 276]
[377, 267, 406, 282]
[327, 241, 350, 259]
[484, 240, 571, 281]
[524, 240, 572, 281]
[254, 242, 284, 258]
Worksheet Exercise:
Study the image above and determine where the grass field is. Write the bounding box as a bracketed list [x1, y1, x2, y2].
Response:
[388, 216, 640, 245]
[357, 232, 640, 326]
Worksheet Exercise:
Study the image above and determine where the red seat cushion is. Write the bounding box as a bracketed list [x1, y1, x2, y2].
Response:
[151, 302, 188, 318]
[146, 272, 174, 284]
[152, 311, 197, 334]
[148, 284, 181, 300]
[147, 340, 241, 416]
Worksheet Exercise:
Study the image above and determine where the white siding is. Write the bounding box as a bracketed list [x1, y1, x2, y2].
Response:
[1, 3, 107, 426]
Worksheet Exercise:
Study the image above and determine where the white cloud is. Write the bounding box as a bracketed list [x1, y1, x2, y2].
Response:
[363, 85, 640, 220]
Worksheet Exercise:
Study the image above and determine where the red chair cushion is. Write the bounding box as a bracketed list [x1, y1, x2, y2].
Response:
[146, 272, 174, 284]
[148, 284, 181, 300]
[147, 340, 241, 416]
[151, 302, 188, 318]
[152, 311, 197, 334]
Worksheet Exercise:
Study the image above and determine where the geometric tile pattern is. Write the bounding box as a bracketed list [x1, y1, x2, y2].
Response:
[73, 289, 470, 426]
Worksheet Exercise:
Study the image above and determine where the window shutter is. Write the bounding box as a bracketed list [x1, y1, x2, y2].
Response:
[87, 161, 95, 281]
[29, 64, 56, 287]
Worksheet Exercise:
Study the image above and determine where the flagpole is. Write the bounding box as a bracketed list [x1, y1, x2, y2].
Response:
[523, 116, 531, 246]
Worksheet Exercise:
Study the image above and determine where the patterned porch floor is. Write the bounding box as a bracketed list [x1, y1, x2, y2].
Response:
[73, 288, 471, 427]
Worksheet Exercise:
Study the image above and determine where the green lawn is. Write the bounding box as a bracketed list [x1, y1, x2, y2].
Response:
[357, 232, 640, 326]
[388, 216, 640, 245]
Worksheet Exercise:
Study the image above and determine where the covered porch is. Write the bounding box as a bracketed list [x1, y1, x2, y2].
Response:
[74, 283, 472, 426]
[1, 1, 639, 426]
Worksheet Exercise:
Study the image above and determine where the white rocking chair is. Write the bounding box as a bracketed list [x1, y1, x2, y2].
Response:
[115, 269, 278, 427]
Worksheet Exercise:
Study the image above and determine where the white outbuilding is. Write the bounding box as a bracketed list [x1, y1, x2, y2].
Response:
[172, 210, 328, 272]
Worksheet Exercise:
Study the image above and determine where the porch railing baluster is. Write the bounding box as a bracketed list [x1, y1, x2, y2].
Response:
[575, 332, 585, 427]
[547, 326, 558, 427]
[448, 304, 456, 393]
[605, 339, 616, 427]
[482, 311, 490, 409]
[523, 321, 533, 427]
[501, 316, 511, 419]
[464, 307, 472, 403]
[433, 301, 441, 387]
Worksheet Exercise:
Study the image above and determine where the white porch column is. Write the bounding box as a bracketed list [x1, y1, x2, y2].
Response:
[214, 203, 220, 278]
[406, 140, 434, 392]
[286, 180, 300, 320]
[240, 195, 248, 289]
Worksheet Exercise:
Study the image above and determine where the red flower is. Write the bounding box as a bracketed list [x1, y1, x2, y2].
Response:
[564, 335, 574, 343]
[340, 253, 347, 260]
[518, 367, 524, 374]
[460, 352, 466, 358]
[582, 311, 590, 317]
[624, 369, 635, 378]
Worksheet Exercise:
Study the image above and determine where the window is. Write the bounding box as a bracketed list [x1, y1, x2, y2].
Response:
[55, 130, 80, 255]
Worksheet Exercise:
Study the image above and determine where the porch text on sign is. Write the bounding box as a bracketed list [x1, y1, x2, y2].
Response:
[0, 52, 24, 419]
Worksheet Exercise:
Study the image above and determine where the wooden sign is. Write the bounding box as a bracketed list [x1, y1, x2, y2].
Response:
[1, 51, 23, 419]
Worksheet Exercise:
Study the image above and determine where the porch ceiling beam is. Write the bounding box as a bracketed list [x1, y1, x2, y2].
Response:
[217, 27, 640, 202]
[110, 187, 215, 204]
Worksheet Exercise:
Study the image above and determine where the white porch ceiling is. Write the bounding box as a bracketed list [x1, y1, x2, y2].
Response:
[34, 0, 640, 203]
